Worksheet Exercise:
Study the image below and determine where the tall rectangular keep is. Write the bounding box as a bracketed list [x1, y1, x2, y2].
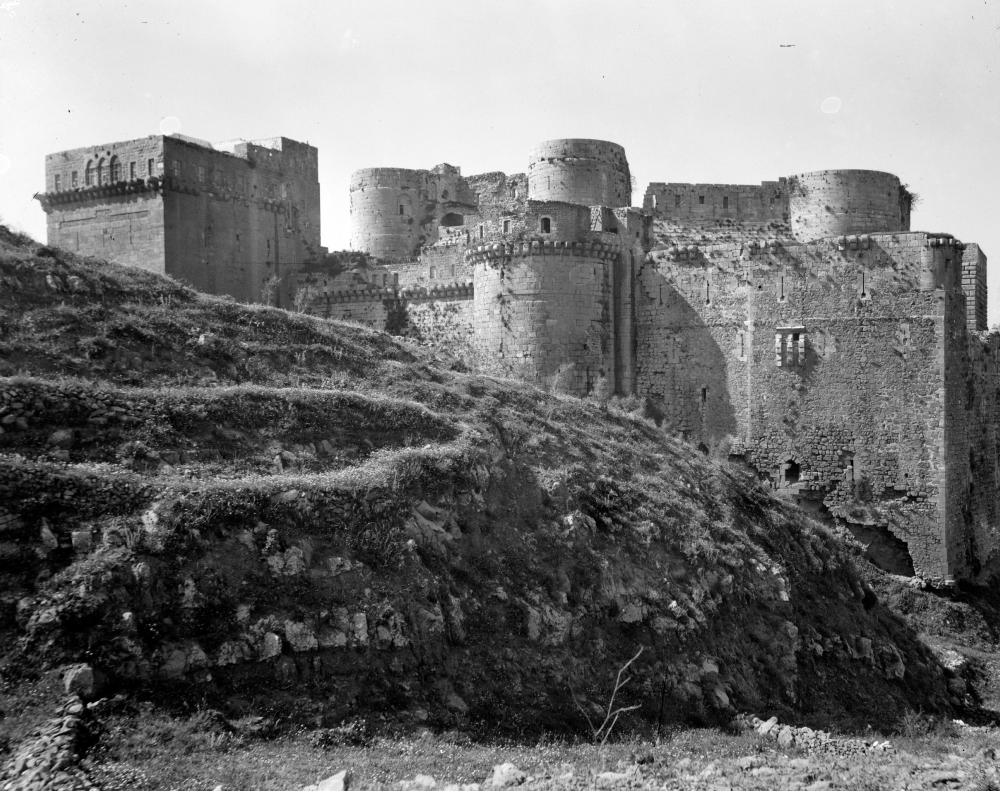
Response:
[38, 134, 321, 307]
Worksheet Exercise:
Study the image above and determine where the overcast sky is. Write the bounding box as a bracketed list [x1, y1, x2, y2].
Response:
[2, 0, 999, 321]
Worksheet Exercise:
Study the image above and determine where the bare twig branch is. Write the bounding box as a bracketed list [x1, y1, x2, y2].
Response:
[570, 646, 644, 746]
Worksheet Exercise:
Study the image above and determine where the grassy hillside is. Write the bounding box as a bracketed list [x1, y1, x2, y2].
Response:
[0, 224, 983, 776]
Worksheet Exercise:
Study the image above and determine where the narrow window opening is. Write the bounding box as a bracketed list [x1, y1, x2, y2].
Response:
[652, 194, 658, 209]
[110, 157, 121, 182]
[698, 195, 705, 205]
[791, 333, 800, 365]
[147, 158, 155, 177]
[236, 234, 240, 251]
[71, 171, 78, 188]
[129, 161, 136, 179]
[675, 194, 681, 207]
[54, 174, 61, 191]
[723, 196, 729, 209]
[700, 387, 708, 405]
[858, 271, 867, 298]
[429, 266, 436, 280]
[393, 273, 399, 287]
[399, 204, 405, 215]
[503, 219, 510, 233]
[540, 217, 551, 233]
[479, 225, 484, 239]
[383, 274, 388, 286]
[97, 158, 106, 185]
[705, 280, 711, 305]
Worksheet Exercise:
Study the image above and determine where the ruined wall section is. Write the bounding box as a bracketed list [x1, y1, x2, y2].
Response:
[528, 139, 631, 208]
[961, 243, 988, 332]
[643, 180, 790, 247]
[637, 233, 960, 580]
[350, 164, 481, 261]
[41, 137, 166, 273]
[789, 170, 910, 241]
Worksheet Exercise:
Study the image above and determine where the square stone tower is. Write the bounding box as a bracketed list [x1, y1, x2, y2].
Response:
[38, 134, 321, 307]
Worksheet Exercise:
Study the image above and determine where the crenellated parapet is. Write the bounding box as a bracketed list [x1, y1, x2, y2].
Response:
[464, 237, 622, 264]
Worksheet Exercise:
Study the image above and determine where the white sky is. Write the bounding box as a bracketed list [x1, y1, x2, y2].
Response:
[2, 0, 999, 322]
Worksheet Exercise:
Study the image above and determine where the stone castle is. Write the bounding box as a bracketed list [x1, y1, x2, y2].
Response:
[37, 135, 999, 585]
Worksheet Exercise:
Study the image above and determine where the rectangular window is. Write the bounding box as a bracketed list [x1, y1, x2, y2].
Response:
[54, 174, 61, 191]
[699, 195, 705, 205]
[503, 219, 510, 233]
[723, 196, 729, 209]
[129, 161, 136, 179]
[198, 165, 206, 183]
[675, 194, 681, 207]
[148, 158, 156, 176]
[171, 159, 181, 177]
[236, 234, 240, 251]
[393, 273, 399, 287]
[266, 239, 271, 259]
[71, 171, 78, 188]
[429, 266, 436, 279]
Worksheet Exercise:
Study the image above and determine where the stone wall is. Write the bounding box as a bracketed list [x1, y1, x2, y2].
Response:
[527, 139, 631, 208]
[349, 164, 480, 261]
[470, 239, 618, 396]
[643, 180, 788, 225]
[789, 170, 910, 242]
[961, 243, 988, 332]
[635, 232, 982, 582]
[40, 134, 321, 308]
[43, 136, 167, 273]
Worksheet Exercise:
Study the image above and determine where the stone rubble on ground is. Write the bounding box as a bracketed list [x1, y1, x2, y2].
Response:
[0, 695, 97, 791]
[734, 713, 894, 756]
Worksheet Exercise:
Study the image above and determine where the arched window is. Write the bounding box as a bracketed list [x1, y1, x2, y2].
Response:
[85, 160, 94, 186]
[97, 158, 106, 186]
[441, 189, 450, 200]
[110, 156, 121, 183]
[540, 217, 551, 233]
[440, 212, 463, 227]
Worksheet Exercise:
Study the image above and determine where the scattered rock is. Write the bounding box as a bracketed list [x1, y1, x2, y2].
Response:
[490, 763, 526, 788]
[63, 664, 96, 699]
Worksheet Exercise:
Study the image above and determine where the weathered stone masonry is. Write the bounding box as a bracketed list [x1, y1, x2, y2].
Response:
[38, 134, 321, 307]
[35, 133, 998, 583]
[343, 139, 997, 584]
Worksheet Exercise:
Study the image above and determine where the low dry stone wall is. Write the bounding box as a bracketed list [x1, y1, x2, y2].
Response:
[0, 695, 96, 791]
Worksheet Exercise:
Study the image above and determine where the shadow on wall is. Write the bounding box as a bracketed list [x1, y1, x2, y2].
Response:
[638, 266, 738, 447]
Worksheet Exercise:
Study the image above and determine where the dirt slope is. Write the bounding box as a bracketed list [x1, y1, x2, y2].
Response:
[0, 225, 960, 738]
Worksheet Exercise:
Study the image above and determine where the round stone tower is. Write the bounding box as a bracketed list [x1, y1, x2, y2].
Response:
[789, 169, 911, 241]
[350, 167, 425, 259]
[469, 204, 619, 396]
[527, 139, 631, 207]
